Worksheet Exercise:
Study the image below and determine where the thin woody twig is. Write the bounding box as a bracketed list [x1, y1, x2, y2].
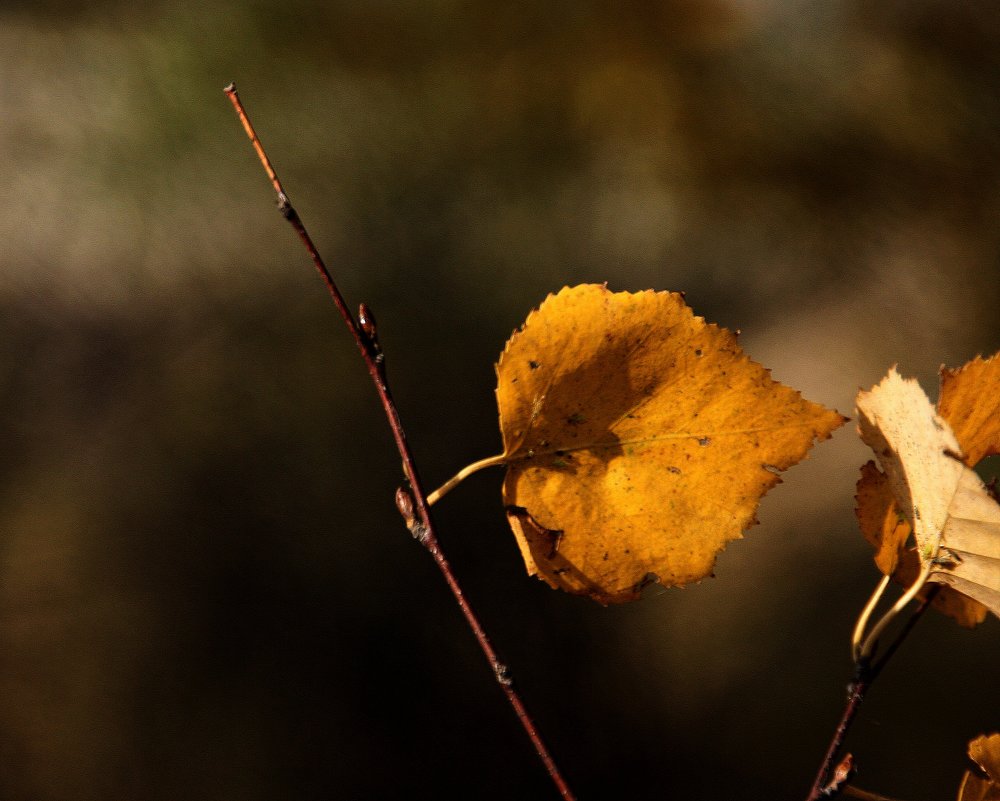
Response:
[224, 83, 576, 801]
[803, 586, 939, 801]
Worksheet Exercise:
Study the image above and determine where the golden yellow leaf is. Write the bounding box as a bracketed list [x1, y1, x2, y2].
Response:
[496, 284, 845, 603]
[958, 733, 1000, 801]
[856, 367, 1000, 625]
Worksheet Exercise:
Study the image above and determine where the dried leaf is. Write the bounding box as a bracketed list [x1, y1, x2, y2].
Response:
[857, 369, 965, 560]
[496, 284, 845, 603]
[933, 468, 1000, 613]
[958, 733, 1000, 801]
[856, 366, 1000, 624]
[856, 460, 910, 577]
[940, 354, 1000, 466]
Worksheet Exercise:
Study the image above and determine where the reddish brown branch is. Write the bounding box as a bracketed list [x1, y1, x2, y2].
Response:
[803, 586, 939, 801]
[224, 83, 576, 801]
[807, 671, 868, 801]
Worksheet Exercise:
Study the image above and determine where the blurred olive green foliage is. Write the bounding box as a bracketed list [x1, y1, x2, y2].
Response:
[2, 2, 999, 799]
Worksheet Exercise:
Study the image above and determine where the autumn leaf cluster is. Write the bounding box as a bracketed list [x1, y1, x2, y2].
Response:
[427, 283, 998, 800]
[441, 284, 999, 629]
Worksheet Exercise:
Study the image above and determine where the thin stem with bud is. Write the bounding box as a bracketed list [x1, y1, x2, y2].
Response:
[224, 83, 576, 801]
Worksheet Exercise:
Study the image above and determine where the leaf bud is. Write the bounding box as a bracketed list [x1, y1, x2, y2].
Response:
[358, 303, 378, 343]
[395, 484, 416, 526]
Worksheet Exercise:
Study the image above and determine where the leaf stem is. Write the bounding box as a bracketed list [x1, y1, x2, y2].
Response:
[856, 565, 931, 662]
[427, 453, 508, 506]
[224, 84, 576, 801]
[851, 574, 891, 662]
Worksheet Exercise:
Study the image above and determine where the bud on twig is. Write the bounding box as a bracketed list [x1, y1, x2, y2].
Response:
[358, 303, 384, 367]
[395, 484, 428, 545]
[358, 303, 377, 342]
[395, 484, 415, 526]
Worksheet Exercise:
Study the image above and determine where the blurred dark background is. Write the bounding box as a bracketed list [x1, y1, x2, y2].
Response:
[2, 2, 999, 799]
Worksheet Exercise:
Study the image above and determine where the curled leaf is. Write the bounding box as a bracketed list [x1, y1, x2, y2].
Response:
[497, 284, 845, 603]
[857, 369, 964, 562]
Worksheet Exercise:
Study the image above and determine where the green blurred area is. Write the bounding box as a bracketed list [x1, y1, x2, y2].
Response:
[2, 2, 999, 799]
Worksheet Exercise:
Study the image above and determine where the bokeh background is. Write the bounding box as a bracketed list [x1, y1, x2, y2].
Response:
[2, 2, 999, 799]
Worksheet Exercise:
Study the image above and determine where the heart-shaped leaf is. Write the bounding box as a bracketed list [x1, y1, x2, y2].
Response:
[495, 284, 845, 603]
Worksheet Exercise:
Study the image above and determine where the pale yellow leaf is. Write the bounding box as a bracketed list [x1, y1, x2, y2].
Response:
[856, 369, 963, 562]
[932, 468, 1000, 612]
